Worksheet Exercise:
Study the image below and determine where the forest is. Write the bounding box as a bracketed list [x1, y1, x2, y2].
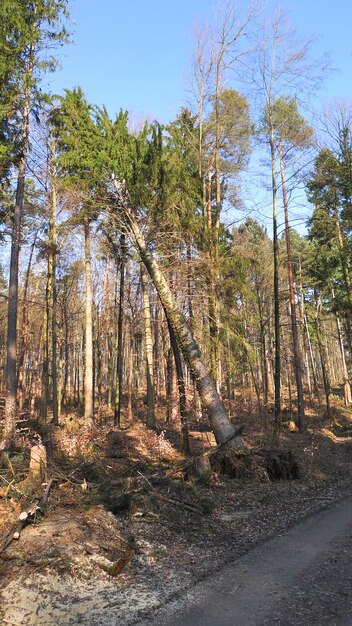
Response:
[1, 1, 352, 624]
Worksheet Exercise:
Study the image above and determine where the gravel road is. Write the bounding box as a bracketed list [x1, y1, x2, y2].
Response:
[151, 497, 352, 626]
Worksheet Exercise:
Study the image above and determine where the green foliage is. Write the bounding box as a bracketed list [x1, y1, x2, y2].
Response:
[55, 97, 204, 249]
[161, 109, 202, 241]
[306, 147, 352, 317]
[206, 88, 252, 175]
[95, 106, 133, 184]
[0, 0, 70, 180]
[264, 96, 313, 149]
[129, 121, 164, 211]
[54, 88, 103, 189]
[306, 149, 339, 214]
[218, 218, 273, 375]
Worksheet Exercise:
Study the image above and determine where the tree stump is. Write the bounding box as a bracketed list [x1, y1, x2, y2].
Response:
[194, 456, 213, 483]
[29, 444, 47, 480]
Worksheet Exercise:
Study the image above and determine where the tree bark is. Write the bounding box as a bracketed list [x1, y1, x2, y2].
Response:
[167, 318, 191, 455]
[112, 180, 241, 447]
[333, 294, 352, 405]
[141, 264, 156, 429]
[50, 147, 58, 425]
[270, 131, 281, 440]
[315, 300, 331, 420]
[3, 63, 32, 441]
[114, 236, 125, 427]
[127, 315, 133, 422]
[279, 142, 305, 431]
[40, 249, 51, 422]
[166, 346, 178, 422]
[17, 230, 38, 411]
[334, 205, 352, 352]
[84, 218, 94, 426]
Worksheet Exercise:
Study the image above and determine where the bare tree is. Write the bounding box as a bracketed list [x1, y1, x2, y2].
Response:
[252, 8, 327, 438]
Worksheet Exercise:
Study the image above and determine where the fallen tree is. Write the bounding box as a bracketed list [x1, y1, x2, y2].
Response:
[111, 178, 242, 450]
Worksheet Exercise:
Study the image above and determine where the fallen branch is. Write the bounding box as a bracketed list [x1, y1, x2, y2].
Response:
[96, 549, 135, 577]
[0, 474, 25, 497]
[0, 478, 54, 555]
[4, 452, 16, 479]
[150, 492, 202, 513]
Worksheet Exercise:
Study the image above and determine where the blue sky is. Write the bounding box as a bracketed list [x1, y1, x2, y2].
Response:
[51, 0, 215, 121]
[50, 0, 352, 123]
[46, 0, 352, 234]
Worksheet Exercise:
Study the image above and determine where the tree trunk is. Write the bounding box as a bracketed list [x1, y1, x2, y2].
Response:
[17, 230, 38, 411]
[333, 296, 351, 405]
[112, 181, 241, 447]
[50, 152, 58, 425]
[127, 315, 133, 422]
[166, 346, 178, 422]
[153, 296, 160, 406]
[62, 306, 69, 411]
[84, 218, 94, 426]
[141, 265, 156, 429]
[270, 132, 281, 440]
[40, 253, 51, 422]
[167, 318, 191, 455]
[279, 142, 305, 431]
[315, 300, 331, 420]
[114, 236, 125, 427]
[108, 271, 118, 408]
[3, 72, 32, 442]
[29, 319, 44, 420]
[334, 205, 352, 353]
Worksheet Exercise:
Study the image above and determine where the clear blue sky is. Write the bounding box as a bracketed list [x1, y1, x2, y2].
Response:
[46, 0, 352, 234]
[49, 0, 352, 123]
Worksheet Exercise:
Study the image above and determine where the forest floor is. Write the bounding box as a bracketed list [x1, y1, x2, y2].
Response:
[1, 391, 352, 625]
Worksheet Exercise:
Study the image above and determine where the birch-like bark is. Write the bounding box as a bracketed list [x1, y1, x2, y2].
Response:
[112, 180, 241, 447]
[141, 265, 155, 429]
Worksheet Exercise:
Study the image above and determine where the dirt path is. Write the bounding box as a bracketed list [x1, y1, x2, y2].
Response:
[151, 497, 352, 626]
[1, 433, 352, 626]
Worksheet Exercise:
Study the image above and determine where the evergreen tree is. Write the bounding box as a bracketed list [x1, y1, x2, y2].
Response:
[3, 0, 70, 442]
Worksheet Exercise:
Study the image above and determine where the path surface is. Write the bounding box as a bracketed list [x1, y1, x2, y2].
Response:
[151, 497, 352, 626]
